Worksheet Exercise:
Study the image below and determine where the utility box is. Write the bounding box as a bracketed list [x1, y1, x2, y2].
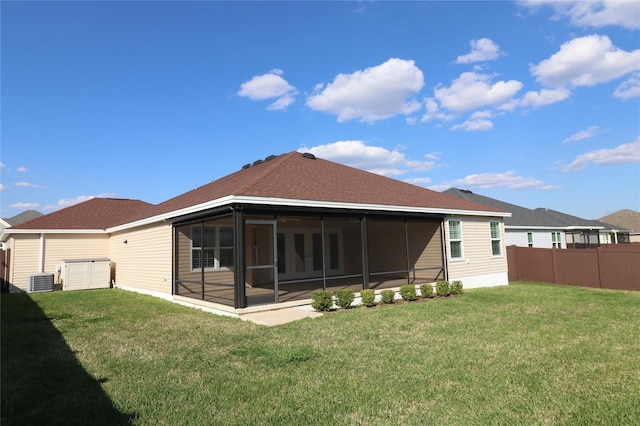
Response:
[62, 258, 111, 291]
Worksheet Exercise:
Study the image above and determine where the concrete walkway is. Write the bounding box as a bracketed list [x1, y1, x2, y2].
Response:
[240, 307, 323, 326]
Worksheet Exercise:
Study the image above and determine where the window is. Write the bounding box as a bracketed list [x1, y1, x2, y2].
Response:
[448, 220, 463, 259]
[527, 232, 534, 248]
[192, 224, 234, 270]
[551, 232, 562, 248]
[490, 222, 501, 256]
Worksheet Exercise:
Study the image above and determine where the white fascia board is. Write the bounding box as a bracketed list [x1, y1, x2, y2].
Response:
[505, 225, 567, 230]
[107, 194, 510, 232]
[565, 225, 605, 230]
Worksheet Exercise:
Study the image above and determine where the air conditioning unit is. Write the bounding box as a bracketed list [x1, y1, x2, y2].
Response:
[27, 273, 54, 293]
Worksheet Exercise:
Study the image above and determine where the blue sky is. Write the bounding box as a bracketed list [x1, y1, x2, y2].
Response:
[1, 1, 639, 220]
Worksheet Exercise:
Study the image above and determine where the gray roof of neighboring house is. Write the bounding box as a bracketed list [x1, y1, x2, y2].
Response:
[533, 208, 625, 231]
[2, 210, 43, 226]
[443, 188, 628, 231]
[443, 188, 561, 227]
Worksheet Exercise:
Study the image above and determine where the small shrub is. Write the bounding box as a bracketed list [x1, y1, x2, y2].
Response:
[436, 281, 450, 297]
[360, 289, 376, 307]
[399, 284, 417, 301]
[450, 280, 463, 295]
[311, 290, 333, 312]
[334, 289, 355, 309]
[380, 289, 395, 304]
[420, 283, 434, 298]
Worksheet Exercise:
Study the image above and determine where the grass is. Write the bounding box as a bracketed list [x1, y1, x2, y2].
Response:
[2, 282, 640, 425]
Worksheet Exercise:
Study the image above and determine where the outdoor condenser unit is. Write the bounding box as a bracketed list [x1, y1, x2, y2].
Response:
[27, 273, 55, 293]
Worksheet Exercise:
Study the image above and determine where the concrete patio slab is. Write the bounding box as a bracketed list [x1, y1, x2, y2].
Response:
[240, 307, 323, 326]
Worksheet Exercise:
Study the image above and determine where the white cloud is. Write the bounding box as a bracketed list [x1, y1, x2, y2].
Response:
[435, 72, 523, 113]
[420, 98, 456, 123]
[0, 184, 6, 192]
[435, 171, 546, 190]
[613, 73, 640, 100]
[15, 182, 45, 188]
[10, 202, 40, 209]
[562, 138, 640, 171]
[238, 69, 297, 110]
[306, 58, 424, 123]
[455, 38, 504, 64]
[16, 166, 28, 172]
[519, 0, 640, 30]
[507, 88, 571, 110]
[563, 126, 601, 143]
[0, 162, 4, 169]
[531, 35, 640, 89]
[404, 177, 432, 186]
[299, 140, 435, 177]
[451, 118, 494, 132]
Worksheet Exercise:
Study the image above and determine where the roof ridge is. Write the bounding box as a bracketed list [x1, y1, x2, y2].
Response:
[236, 152, 295, 195]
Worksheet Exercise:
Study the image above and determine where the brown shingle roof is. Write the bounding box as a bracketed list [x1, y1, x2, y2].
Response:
[10, 198, 153, 230]
[599, 209, 640, 233]
[129, 152, 504, 222]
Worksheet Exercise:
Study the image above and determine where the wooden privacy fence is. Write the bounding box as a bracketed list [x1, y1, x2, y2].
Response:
[507, 244, 640, 291]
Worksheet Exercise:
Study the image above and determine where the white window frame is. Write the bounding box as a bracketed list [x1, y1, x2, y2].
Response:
[490, 221, 502, 256]
[191, 224, 234, 271]
[527, 232, 534, 248]
[448, 220, 463, 260]
[551, 231, 562, 249]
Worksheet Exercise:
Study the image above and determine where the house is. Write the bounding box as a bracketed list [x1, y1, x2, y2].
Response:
[444, 188, 629, 249]
[2, 152, 510, 313]
[598, 210, 640, 243]
[1, 210, 43, 233]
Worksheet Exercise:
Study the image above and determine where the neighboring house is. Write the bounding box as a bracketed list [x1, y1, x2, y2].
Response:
[444, 188, 629, 249]
[0, 210, 44, 251]
[0, 210, 43, 233]
[2, 152, 510, 313]
[536, 208, 629, 247]
[599, 210, 640, 243]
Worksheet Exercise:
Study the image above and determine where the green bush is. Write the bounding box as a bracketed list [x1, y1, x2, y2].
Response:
[399, 284, 417, 301]
[380, 289, 395, 304]
[360, 289, 376, 307]
[450, 280, 463, 295]
[311, 290, 333, 312]
[420, 283, 434, 298]
[436, 281, 450, 297]
[334, 289, 355, 309]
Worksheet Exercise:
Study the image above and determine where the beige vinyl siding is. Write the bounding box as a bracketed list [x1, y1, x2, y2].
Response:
[110, 222, 173, 294]
[9, 234, 41, 291]
[446, 216, 507, 280]
[43, 233, 109, 274]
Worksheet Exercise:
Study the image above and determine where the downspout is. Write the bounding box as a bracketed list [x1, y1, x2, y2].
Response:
[440, 219, 448, 281]
[39, 233, 45, 273]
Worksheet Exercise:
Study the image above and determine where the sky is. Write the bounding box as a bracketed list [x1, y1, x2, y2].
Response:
[1, 0, 639, 221]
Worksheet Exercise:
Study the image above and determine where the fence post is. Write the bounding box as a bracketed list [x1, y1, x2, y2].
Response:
[551, 247, 558, 284]
[596, 248, 603, 288]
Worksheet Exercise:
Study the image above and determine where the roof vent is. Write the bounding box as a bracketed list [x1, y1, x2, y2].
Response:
[264, 154, 276, 161]
[460, 189, 473, 194]
[302, 152, 316, 160]
[252, 159, 263, 166]
[241, 164, 251, 170]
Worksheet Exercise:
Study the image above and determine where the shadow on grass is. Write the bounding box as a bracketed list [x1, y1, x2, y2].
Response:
[1, 292, 135, 425]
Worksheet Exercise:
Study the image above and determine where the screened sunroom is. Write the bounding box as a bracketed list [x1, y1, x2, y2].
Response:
[173, 206, 446, 308]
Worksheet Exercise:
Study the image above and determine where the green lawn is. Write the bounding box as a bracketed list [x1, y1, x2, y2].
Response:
[2, 282, 640, 425]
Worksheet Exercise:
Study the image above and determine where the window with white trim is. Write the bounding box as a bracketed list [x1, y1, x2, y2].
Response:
[527, 232, 533, 248]
[551, 232, 562, 248]
[490, 221, 501, 256]
[448, 220, 463, 259]
[192, 224, 234, 270]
